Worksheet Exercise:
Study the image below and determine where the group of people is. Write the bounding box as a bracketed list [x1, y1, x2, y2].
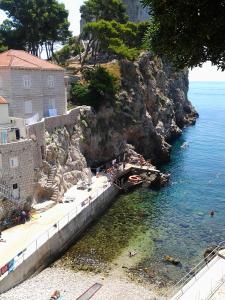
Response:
[95, 152, 152, 182]
[11, 210, 31, 225]
[0, 209, 31, 231]
[128, 154, 151, 167]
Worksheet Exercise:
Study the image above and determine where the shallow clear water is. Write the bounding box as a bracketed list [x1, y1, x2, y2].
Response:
[140, 81, 225, 283]
[58, 81, 225, 287]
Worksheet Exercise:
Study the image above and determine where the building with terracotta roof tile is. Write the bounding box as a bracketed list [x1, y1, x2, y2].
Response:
[0, 50, 67, 122]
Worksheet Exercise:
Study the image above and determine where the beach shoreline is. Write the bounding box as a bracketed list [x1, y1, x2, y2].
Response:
[1, 267, 165, 300]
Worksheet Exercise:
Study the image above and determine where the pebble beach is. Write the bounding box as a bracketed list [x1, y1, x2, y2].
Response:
[0, 267, 163, 300]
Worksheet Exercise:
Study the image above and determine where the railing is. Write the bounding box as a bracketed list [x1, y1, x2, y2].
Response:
[0, 181, 112, 281]
[168, 241, 225, 299]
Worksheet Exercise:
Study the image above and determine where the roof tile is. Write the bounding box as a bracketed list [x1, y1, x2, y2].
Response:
[0, 50, 63, 71]
[0, 96, 8, 104]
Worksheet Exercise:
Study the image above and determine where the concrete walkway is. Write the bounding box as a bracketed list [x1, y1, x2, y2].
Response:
[171, 250, 225, 300]
[0, 175, 110, 275]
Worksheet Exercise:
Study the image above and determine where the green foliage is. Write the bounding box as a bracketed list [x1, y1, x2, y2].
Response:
[70, 67, 119, 110]
[0, 0, 71, 58]
[108, 38, 139, 61]
[80, 0, 128, 23]
[82, 20, 149, 61]
[53, 37, 83, 65]
[142, 0, 225, 70]
[79, 0, 149, 64]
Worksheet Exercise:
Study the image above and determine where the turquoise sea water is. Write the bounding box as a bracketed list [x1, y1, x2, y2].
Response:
[59, 81, 225, 287]
[135, 81, 225, 284]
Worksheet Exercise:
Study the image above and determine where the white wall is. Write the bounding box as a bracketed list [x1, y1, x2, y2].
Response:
[10, 117, 27, 138]
[0, 104, 10, 124]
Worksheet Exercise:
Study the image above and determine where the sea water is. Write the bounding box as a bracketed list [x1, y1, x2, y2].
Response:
[58, 81, 225, 287]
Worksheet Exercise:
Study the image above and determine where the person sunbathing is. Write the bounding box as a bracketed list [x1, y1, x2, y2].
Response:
[50, 290, 61, 300]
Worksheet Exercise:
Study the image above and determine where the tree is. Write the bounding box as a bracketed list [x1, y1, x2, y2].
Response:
[80, 0, 128, 23]
[53, 37, 83, 65]
[80, 20, 149, 64]
[71, 66, 119, 110]
[0, 0, 71, 58]
[142, 0, 225, 70]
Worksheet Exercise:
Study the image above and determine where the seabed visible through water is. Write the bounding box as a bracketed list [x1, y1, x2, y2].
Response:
[55, 82, 225, 292]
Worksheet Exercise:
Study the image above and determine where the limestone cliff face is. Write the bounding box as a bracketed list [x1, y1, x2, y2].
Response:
[34, 123, 91, 200]
[35, 52, 198, 202]
[80, 52, 198, 166]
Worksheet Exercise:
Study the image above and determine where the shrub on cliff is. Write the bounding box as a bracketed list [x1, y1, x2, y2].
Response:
[70, 66, 119, 110]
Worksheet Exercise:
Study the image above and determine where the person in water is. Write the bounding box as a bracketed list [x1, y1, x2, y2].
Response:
[210, 210, 215, 217]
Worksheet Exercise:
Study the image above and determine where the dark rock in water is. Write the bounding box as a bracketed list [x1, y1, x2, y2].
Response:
[179, 223, 190, 229]
[153, 238, 164, 243]
[204, 244, 225, 263]
[160, 173, 170, 187]
[164, 255, 181, 266]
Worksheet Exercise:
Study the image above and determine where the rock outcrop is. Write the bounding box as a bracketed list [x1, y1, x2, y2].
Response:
[34, 124, 91, 201]
[35, 52, 198, 202]
[80, 52, 198, 166]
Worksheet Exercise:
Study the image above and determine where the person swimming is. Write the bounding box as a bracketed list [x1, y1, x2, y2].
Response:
[181, 142, 189, 149]
[210, 210, 215, 217]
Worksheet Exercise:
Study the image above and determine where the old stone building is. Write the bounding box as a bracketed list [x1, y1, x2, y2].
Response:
[0, 95, 34, 202]
[0, 50, 68, 205]
[0, 50, 67, 123]
[0, 140, 34, 202]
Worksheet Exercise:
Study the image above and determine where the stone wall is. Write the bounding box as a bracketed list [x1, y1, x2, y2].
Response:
[0, 140, 34, 201]
[25, 107, 83, 170]
[27, 120, 45, 169]
[44, 106, 81, 133]
[0, 184, 119, 294]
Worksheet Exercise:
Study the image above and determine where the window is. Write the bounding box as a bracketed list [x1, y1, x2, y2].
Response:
[13, 183, 18, 189]
[48, 97, 55, 109]
[47, 75, 54, 88]
[24, 100, 32, 114]
[23, 75, 31, 89]
[9, 157, 18, 168]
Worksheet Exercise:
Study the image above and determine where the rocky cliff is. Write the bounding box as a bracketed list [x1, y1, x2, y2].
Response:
[79, 52, 198, 166]
[0, 52, 198, 225]
[36, 52, 197, 201]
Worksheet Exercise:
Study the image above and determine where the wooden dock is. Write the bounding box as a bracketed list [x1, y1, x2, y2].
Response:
[113, 163, 161, 191]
